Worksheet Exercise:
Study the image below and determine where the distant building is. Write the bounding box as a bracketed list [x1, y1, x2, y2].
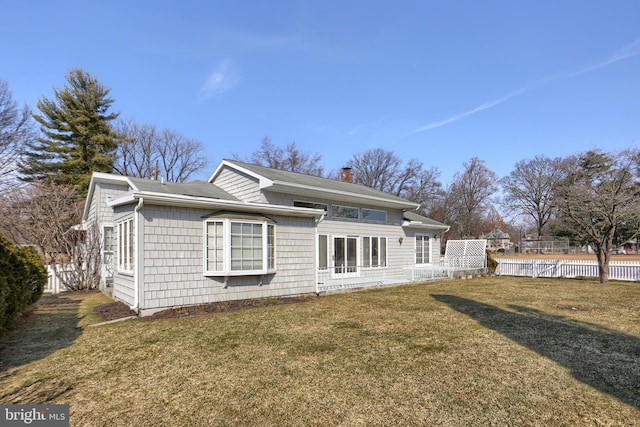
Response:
[482, 229, 512, 252]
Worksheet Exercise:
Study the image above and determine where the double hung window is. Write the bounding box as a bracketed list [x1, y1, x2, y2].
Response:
[117, 219, 134, 272]
[103, 226, 114, 264]
[415, 234, 431, 264]
[363, 237, 387, 268]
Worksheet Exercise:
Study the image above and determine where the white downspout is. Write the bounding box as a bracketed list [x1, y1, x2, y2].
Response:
[314, 213, 325, 295]
[131, 197, 144, 312]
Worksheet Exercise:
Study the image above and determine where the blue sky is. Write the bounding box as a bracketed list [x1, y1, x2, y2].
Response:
[2, 1, 639, 184]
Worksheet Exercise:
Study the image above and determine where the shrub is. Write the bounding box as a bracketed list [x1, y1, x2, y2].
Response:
[20, 245, 47, 305]
[486, 249, 498, 274]
[0, 233, 47, 333]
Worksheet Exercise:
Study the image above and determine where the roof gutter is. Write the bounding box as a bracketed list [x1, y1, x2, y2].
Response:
[402, 220, 450, 232]
[108, 191, 326, 221]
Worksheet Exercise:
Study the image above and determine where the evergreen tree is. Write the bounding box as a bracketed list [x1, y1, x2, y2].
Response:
[19, 69, 122, 192]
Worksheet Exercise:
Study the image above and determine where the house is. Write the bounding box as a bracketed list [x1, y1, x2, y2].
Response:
[83, 159, 450, 316]
[481, 229, 512, 252]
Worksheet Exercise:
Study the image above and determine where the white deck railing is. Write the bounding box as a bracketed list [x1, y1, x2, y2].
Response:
[317, 265, 390, 292]
[316, 263, 452, 292]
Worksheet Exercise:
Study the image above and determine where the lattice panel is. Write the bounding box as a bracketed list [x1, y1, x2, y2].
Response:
[445, 240, 487, 269]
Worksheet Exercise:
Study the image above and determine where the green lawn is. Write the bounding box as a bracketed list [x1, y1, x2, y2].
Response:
[1, 277, 639, 426]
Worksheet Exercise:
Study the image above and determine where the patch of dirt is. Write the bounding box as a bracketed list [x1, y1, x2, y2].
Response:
[147, 295, 313, 320]
[93, 295, 313, 322]
[93, 301, 137, 321]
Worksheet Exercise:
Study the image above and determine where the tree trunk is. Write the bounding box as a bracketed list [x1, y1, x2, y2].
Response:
[595, 246, 610, 284]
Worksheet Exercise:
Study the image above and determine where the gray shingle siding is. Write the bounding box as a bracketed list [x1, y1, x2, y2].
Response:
[138, 205, 316, 315]
[112, 206, 136, 306]
[213, 166, 263, 202]
[84, 161, 448, 316]
[89, 181, 130, 225]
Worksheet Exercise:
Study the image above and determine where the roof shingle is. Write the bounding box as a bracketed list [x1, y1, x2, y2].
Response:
[224, 159, 414, 205]
[128, 177, 238, 201]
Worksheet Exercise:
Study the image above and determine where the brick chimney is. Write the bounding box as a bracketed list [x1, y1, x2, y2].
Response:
[340, 167, 354, 183]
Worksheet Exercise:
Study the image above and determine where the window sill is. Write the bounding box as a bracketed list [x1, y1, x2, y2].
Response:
[116, 270, 134, 277]
[204, 270, 276, 277]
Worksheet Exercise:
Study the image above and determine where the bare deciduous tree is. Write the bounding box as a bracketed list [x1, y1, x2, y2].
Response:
[114, 119, 208, 182]
[448, 157, 498, 238]
[0, 182, 101, 290]
[425, 182, 455, 227]
[500, 155, 566, 238]
[555, 148, 640, 283]
[240, 136, 325, 176]
[0, 80, 34, 195]
[346, 148, 443, 212]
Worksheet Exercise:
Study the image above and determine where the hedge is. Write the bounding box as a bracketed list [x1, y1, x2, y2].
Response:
[0, 232, 47, 333]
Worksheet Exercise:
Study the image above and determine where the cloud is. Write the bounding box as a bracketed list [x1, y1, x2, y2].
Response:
[410, 37, 640, 135]
[210, 25, 353, 63]
[581, 37, 640, 73]
[411, 87, 530, 133]
[199, 59, 239, 100]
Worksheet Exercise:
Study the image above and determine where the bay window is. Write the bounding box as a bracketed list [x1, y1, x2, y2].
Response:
[204, 216, 276, 276]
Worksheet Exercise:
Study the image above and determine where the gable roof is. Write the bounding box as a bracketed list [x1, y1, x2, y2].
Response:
[83, 172, 325, 222]
[210, 159, 420, 209]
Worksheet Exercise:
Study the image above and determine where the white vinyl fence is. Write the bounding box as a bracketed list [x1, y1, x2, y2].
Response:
[496, 258, 640, 281]
[45, 264, 74, 293]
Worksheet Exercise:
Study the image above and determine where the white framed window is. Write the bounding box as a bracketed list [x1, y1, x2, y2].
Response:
[332, 205, 359, 220]
[117, 218, 134, 272]
[267, 224, 275, 270]
[103, 225, 114, 264]
[206, 221, 224, 273]
[363, 237, 387, 268]
[415, 234, 431, 264]
[318, 234, 328, 270]
[362, 209, 387, 222]
[204, 218, 276, 276]
[294, 201, 328, 212]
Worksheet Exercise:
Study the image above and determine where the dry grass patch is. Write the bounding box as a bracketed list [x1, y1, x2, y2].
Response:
[1, 278, 639, 426]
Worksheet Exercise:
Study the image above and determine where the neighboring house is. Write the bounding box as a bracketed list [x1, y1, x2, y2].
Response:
[482, 229, 512, 252]
[83, 159, 449, 316]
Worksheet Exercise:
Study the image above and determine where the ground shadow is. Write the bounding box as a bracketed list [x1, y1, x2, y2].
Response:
[431, 294, 640, 410]
[0, 294, 83, 373]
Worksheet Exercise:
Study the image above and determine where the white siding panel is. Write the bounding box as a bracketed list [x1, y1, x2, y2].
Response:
[316, 219, 414, 277]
